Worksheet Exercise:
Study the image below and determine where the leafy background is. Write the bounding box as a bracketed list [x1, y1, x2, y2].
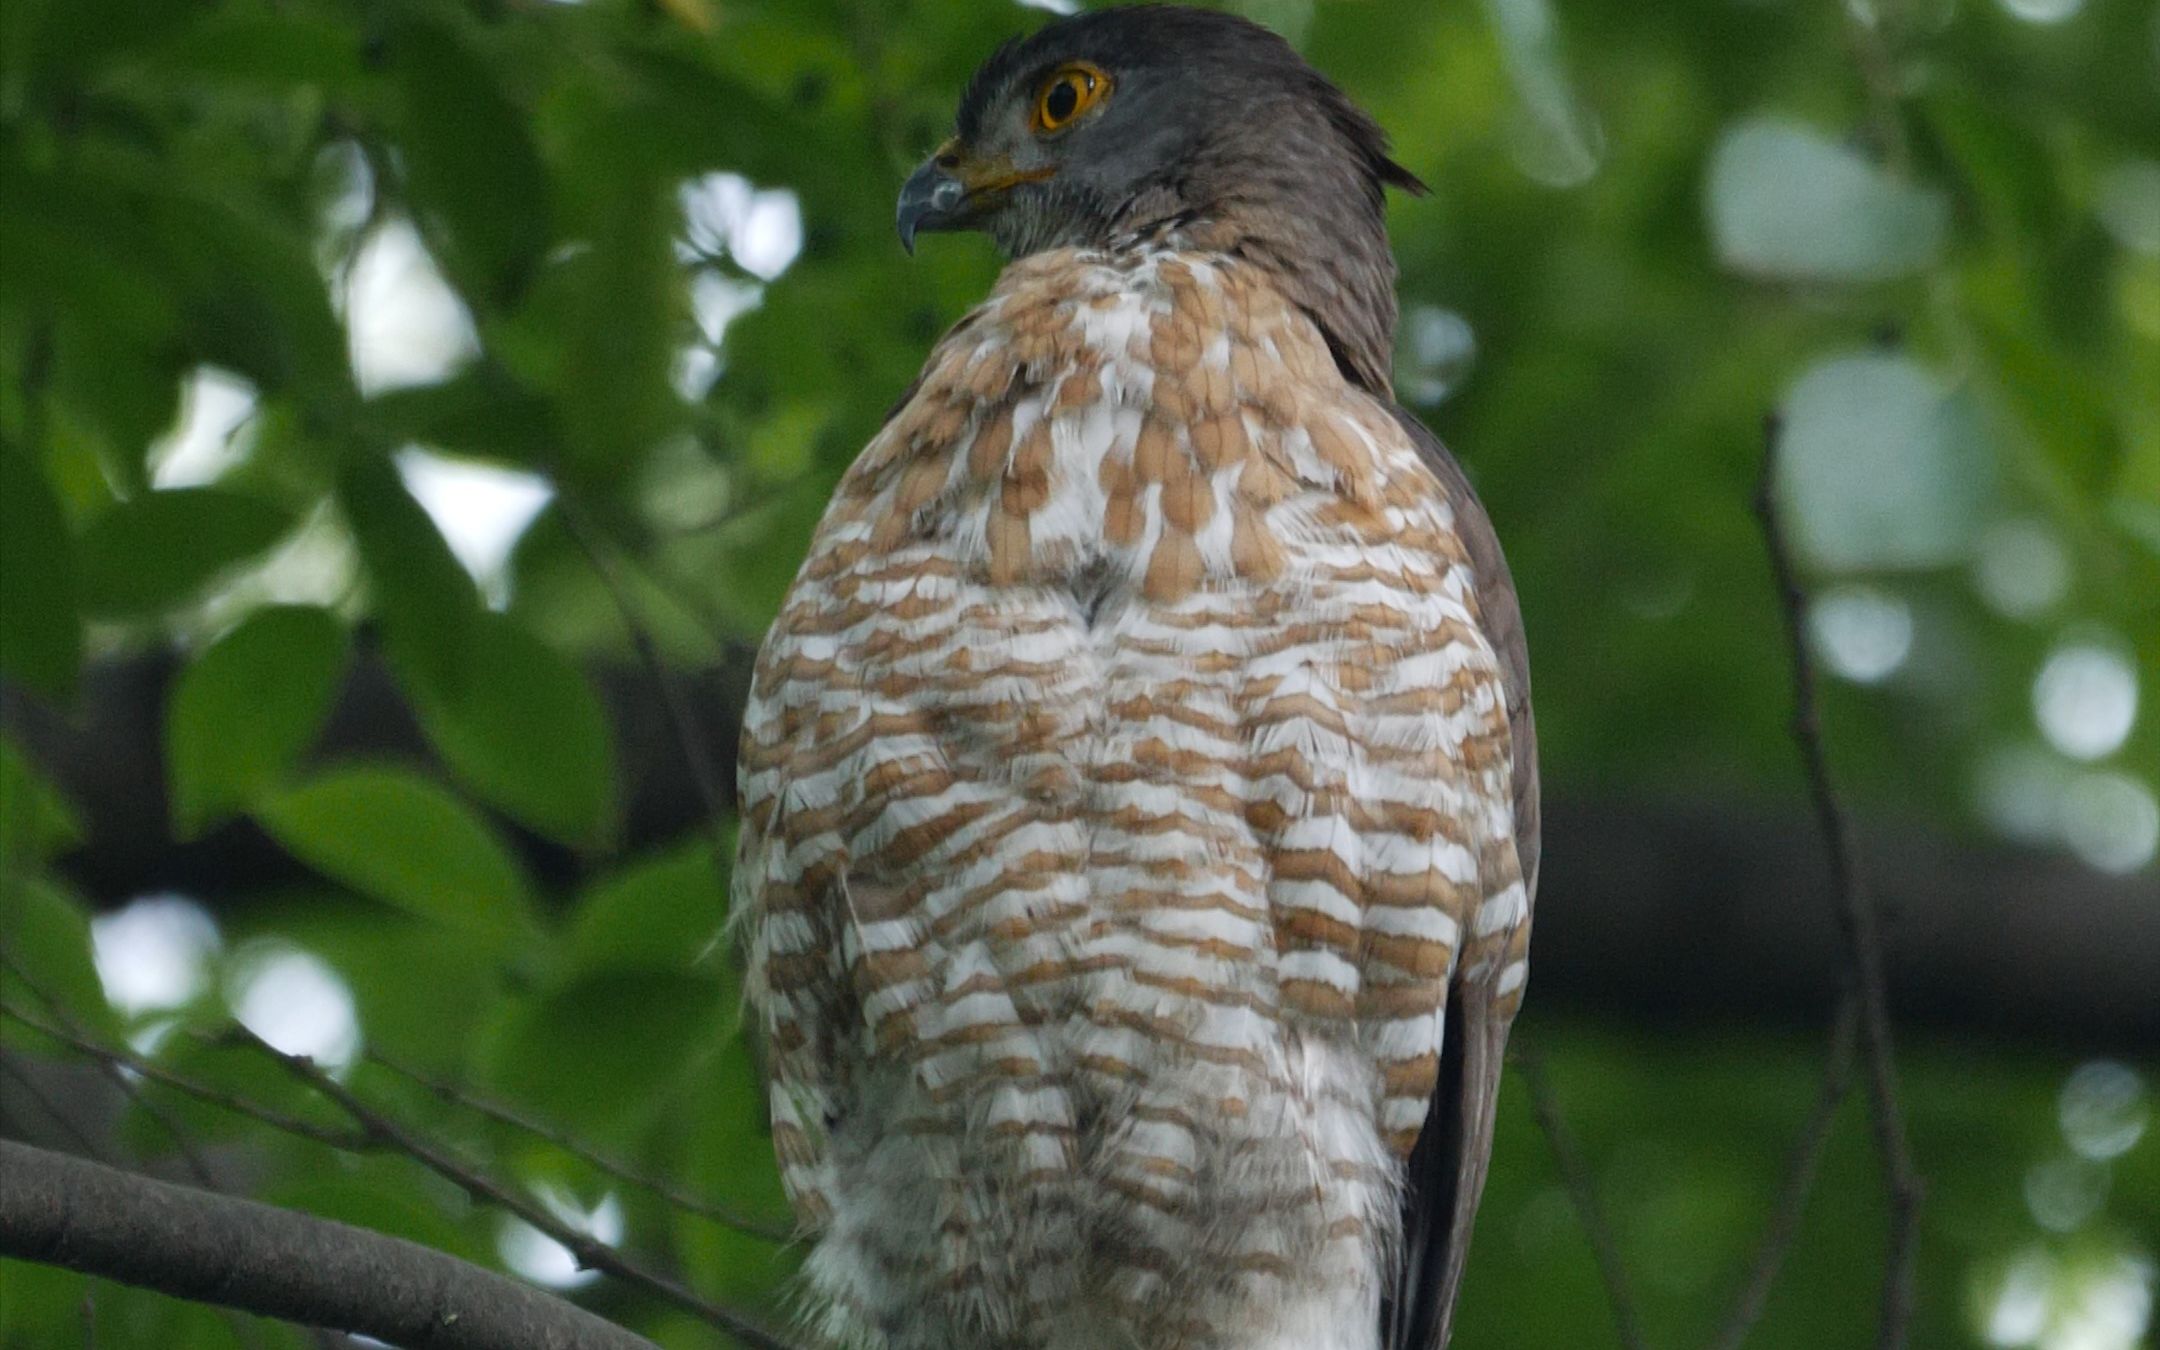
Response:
[0, 0, 2155, 1346]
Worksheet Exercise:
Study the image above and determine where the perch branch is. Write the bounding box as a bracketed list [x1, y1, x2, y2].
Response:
[2, 1002, 796, 1345]
[0, 1139, 659, 1350]
[235, 1028, 796, 1350]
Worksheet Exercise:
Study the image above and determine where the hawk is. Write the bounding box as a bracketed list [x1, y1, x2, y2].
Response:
[735, 8, 1538, 1348]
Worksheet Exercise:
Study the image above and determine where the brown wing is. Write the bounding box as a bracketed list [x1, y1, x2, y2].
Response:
[1386, 407, 1540, 1350]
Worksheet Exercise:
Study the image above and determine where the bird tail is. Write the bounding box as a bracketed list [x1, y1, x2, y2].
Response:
[1390, 976, 1513, 1349]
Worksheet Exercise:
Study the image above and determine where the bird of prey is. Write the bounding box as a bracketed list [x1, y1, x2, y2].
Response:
[735, 8, 1538, 1348]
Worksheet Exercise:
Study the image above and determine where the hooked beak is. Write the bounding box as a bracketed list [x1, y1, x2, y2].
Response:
[896, 139, 1055, 255]
[896, 157, 968, 256]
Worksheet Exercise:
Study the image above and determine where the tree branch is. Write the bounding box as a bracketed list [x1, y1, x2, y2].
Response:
[553, 498, 733, 851]
[1755, 414, 1923, 1349]
[365, 1048, 793, 1244]
[1512, 1036, 1652, 1350]
[0, 1000, 367, 1150]
[3, 1000, 800, 1346]
[0, 1139, 659, 1350]
[0, 1051, 115, 1162]
[235, 1029, 797, 1350]
[1704, 999, 1859, 1350]
[1, 961, 320, 1349]
[0, 951, 222, 1189]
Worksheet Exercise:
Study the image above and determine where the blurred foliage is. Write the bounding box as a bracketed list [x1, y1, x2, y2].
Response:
[0, 0, 2155, 1347]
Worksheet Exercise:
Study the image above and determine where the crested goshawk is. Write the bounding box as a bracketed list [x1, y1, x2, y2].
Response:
[735, 8, 1538, 1347]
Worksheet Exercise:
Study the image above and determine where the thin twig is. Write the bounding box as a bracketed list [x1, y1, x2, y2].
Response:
[0, 1002, 368, 1149]
[555, 498, 747, 986]
[1513, 1036, 1653, 1350]
[0, 952, 223, 1189]
[1704, 997, 1860, 1350]
[233, 1028, 795, 1350]
[1, 1002, 782, 1345]
[364, 1049, 793, 1244]
[1840, 10, 1914, 178]
[556, 498, 733, 843]
[1754, 414, 1923, 1349]
[0, 1052, 116, 1162]
[0, 974, 307, 1350]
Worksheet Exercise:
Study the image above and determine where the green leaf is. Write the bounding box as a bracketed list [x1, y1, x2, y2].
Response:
[0, 737, 82, 869]
[3, 0, 196, 80]
[745, 400, 830, 479]
[2113, 497, 2160, 562]
[548, 97, 679, 482]
[480, 973, 726, 1143]
[677, 1033, 794, 1301]
[392, 17, 550, 306]
[0, 1262, 90, 1350]
[341, 460, 611, 842]
[0, 877, 120, 1044]
[254, 767, 533, 944]
[338, 456, 480, 690]
[364, 366, 558, 466]
[166, 606, 347, 837]
[267, 1167, 479, 1261]
[405, 613, 617, 846]
[129, 9, 366, 91]
[0, 446, 81, 701]
[49, 321, 184, 497]
[0, 142, 181, 348]
[74, 486, 294, 619]
[236, 894, 500, 1071]
[565, 837, 730, 980]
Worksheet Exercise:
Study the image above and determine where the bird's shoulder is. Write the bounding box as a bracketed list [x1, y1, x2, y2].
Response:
[837, 244, 1447, 528]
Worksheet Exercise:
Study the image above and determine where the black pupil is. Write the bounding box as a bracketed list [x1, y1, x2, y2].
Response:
[1045, 78, 1080, 123]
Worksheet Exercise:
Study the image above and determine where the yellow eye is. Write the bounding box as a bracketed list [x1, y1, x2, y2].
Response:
[1033, 62, 1111, 134]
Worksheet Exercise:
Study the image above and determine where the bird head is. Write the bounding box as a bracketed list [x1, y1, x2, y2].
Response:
[897, 5, 1425, 393]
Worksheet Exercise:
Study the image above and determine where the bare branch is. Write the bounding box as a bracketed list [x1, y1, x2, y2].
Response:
[555, 498, 733, 854]
[235, 1028, 797, 1350]
[1754, 414, 1924, 1348]
[1838, 6, 1915, 176]
[0, 1001, 368, 1149]
[2, 954, 316, 1350]
[0, 1139, 659, 1350]
[366, 1049, 793, 1244]
[1705, 999, 1859, 1350]
[0, 1051, 115, 1161]
[1512, 1036, 1653, 1350]
[3, 1001, 797, 1345]
[0, 951, 223, 1188]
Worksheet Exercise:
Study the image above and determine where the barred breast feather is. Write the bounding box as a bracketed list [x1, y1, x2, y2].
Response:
[735, 245, 1529, 1350]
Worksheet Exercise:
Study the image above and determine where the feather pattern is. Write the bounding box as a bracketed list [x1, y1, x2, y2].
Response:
[736, 243, 1530, 1350]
